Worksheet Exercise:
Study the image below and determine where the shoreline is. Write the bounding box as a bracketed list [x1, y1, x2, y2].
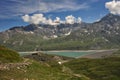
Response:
[19, 49, 118, 53]
[42, 49, 118, 52]
[19, 49, 118, 58]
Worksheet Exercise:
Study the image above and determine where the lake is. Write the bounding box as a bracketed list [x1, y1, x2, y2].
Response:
[19, 51, 95, 58]
[44, 51, 95, 58]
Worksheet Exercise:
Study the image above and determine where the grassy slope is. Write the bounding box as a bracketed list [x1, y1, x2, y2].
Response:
[64, 57, 120, 80]
[0, 46, 89, 80]
[0, 45, 22, 63]
[113, 49, 120, 57]
[1, 45, 120, 80]
[0, 59, 90, 80]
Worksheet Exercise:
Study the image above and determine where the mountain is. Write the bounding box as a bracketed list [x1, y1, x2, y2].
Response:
[0, 13, 120, 51]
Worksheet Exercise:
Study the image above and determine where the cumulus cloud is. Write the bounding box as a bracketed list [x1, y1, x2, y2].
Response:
[105, 0, 120, 15]
[54, 17, 61, 23]
[77, 17, 82, 23]
[22, 14, 82, 25]
[22, 14, 61, 25]
[30, 14, 46, 24]
[22, 14, 30, 22]
[65, 15, 82, 24]
[47, 18, 61, 25]
[22, 14, 47, 24]
[65, 15, 75, 24]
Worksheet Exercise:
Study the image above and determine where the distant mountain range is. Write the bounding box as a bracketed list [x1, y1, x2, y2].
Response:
[0, 13, 120, 51]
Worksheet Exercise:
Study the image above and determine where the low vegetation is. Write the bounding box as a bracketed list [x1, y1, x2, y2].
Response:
[113, 49, 120, 57]
[0, 45, 22, 63]
[0, 59, 90, 80]
[0, 45, 120, 80]
[0, 46, 89, 80]
[64, 57, 120, 80]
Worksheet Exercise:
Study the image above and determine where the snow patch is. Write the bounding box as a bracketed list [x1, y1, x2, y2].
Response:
[64, 31, 71, 36]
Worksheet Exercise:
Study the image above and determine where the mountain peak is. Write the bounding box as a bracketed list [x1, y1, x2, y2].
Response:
[99, 13, 120, 23]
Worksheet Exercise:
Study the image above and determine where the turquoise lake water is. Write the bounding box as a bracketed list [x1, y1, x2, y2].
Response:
[44, 51, 95, 58]
[19, 52, 32, 56]
[19, 51, 95, 58]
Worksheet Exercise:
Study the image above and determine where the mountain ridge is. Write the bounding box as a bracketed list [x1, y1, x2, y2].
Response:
[0, 13, 120, 51]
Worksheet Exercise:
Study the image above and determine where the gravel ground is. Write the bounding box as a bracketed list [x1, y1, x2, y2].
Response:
[80, 49, 118, 59]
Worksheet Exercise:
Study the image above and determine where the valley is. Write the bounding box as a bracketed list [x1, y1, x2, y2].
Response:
[1, 0, 120, 80]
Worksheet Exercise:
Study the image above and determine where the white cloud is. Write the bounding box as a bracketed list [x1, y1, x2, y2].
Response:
[65, 15, 82, 24]
[47, 18, 61, 25]
[22, 14, 82, 25]
[54, 17, 60, 23]
[77, 17, 82, 23]
[22, 14, 61, 25]
[22, 14, 30, 22]
[22, 14, 47, 24]
[65, 15, 75, 24]
[47, 19, 53, 25]
[105, 0, 120, 15]
[30, 14, 46, 24]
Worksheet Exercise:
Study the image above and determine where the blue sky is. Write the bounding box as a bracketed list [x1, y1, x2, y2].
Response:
[0, 0, 113, 31]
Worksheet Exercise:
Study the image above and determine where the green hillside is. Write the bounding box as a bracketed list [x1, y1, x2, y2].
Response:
[64, 57, 120, 80]
[0, 59, 89, 80]
[113, 49, 120, 57]
[0, 46, 89, 80]
[1, 46, 120, 80]
[0, 45, 22, 63]
[3, 34, 118, 51]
